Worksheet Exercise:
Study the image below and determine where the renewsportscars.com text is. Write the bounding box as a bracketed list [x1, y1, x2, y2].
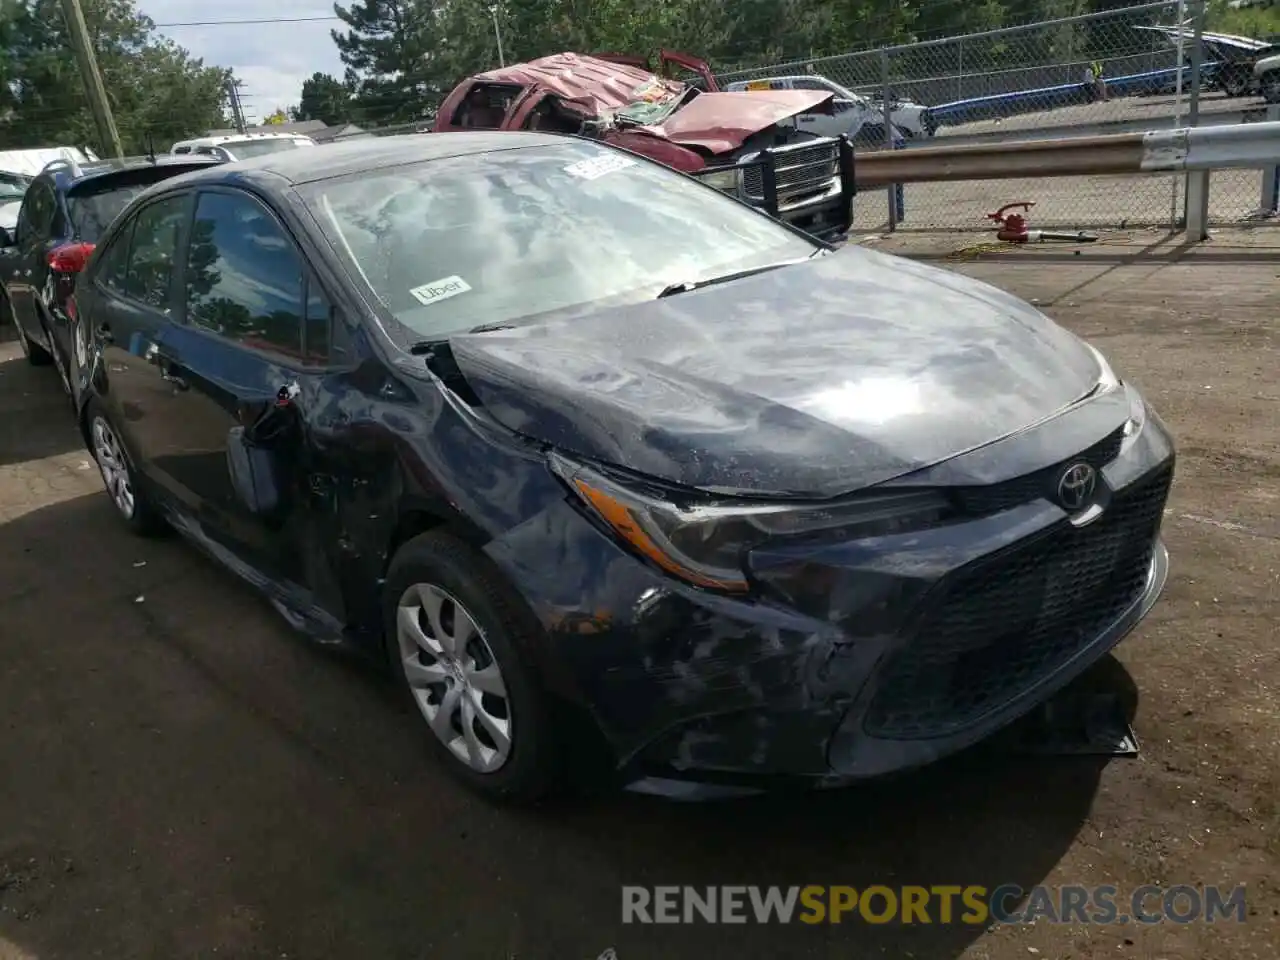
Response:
[621, 884, 1247, 925]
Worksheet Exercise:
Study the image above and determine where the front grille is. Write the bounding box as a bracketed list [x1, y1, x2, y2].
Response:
[951, 427, 1125, 516]
[863, 463, 1172, 740]
[743, 141, 838, 203]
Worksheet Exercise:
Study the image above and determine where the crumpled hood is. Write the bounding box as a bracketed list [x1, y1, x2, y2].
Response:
[649, 90, 834, 155]
[446, 246, 1103, 499]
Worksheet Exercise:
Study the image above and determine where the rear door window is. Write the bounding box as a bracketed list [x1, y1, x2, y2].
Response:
[122, 195, 189, 311]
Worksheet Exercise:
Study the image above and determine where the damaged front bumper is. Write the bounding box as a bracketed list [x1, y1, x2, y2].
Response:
[482, 397, 1175, 801]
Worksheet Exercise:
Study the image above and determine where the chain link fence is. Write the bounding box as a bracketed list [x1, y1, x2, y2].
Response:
[716, 1, 1280, 233]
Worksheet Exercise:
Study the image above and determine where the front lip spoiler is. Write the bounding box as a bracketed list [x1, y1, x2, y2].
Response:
[622, 538, 1170, 802]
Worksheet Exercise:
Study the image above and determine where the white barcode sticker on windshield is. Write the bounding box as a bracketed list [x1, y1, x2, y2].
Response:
[564, 154, 637, 180]
[410, 275, 472, 306]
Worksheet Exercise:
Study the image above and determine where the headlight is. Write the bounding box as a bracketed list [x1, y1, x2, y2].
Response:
[698, 168, 741, 192]
[550, 453, 950, 594]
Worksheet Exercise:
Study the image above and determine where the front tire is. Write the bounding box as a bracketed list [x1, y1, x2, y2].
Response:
[383, 530, 561, 803]
[86, 399, 165, 535]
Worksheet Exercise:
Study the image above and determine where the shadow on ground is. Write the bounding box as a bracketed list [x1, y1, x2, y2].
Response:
[0, 349, 83, 468]
[0, 487, 1139, 959]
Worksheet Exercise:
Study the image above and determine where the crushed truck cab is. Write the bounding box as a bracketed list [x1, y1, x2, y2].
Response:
[432, 52, 855, 241]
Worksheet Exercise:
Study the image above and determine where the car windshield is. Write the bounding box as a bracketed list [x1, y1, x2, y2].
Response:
[225, 139, 305, 159]
[300, 140, 820, 345]
[0, 174, 28, 202]
[614, 78, 688, 125]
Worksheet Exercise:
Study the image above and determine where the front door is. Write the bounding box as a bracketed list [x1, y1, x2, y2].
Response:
[153, 187, 335, 589]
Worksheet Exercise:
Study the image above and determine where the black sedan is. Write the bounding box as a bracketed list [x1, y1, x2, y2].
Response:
[68, 132, 1174, 802]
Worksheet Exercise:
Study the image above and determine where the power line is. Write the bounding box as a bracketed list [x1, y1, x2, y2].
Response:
[152, 15, 340, 28]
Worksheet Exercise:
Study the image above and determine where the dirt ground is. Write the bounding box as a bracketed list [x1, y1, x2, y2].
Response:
[1, 230, 1277, 959]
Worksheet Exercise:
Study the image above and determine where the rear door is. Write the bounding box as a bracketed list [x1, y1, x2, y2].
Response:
[78, 191, 194, 488]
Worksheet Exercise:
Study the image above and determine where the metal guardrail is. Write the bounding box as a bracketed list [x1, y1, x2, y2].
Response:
[853, 120, 1280, 191]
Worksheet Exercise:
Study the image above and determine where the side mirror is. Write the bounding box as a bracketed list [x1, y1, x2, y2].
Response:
[226, 425, 283, 516]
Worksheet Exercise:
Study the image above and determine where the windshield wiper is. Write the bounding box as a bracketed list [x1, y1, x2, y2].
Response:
[407, 322, 515, 355]
[655, 251, 828, 299]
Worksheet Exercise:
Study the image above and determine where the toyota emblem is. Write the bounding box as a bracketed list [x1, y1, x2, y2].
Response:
[1057, 462, 1098, 511]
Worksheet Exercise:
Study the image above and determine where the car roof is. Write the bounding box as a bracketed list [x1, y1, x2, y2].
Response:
[150, 131, 574, 189]
[175, 133, 313, 147]
[472, 53, 680, 112]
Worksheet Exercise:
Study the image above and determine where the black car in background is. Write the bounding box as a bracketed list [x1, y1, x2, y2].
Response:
[70, 132, 1174, 802]
[0, 154, 223, 396]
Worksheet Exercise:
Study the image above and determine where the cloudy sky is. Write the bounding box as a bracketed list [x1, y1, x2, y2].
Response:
[139, 1, 346, 122]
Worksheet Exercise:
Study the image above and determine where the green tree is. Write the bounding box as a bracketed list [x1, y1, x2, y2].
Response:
[332, 0, 444, 125]
[291, 71, 354, 125]
[0, 0, 230, 154]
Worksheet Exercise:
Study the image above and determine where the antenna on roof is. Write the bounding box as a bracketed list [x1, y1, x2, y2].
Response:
[144, 132, 156, 164]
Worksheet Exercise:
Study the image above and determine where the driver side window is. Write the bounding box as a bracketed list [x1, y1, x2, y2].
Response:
[453, 82, 523, 130]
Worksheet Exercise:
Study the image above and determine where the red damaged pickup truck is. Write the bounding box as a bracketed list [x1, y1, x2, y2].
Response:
[432, 50, 856, 240]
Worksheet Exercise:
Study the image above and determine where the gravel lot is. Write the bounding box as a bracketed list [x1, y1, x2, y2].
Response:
[1, 231, 1278, 959]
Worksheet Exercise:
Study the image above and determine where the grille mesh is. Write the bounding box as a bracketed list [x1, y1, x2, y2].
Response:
[863, 463, 1172, 740]
[742, 141, 838, 202]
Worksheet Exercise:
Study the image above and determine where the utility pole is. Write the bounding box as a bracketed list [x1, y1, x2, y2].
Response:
[59, 0, 124, 159]
[225, 79, 248, 134]
[487, 4, 505, 67]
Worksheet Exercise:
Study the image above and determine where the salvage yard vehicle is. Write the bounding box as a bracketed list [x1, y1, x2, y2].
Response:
[0, 153, 224, 396]
[170, 131, 318, 161]
[725, 74, 935, 140]
[1254, 48, 1280, 103]
[71, 133, 1173, 803]
[433, 51, 855, 240]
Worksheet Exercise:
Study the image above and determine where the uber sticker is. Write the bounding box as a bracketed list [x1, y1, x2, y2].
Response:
[410, 275, 472, 306]
[563, 154, 637, 181]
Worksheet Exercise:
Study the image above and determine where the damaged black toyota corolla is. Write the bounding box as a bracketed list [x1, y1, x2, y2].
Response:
[71, 132, 1174, 802]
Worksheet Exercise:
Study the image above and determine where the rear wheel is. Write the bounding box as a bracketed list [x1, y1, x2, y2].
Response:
[1221, 66, 1250, 99]
[384, 530, 560, 803]
[86, 399, 165, 535]
[1262, 71, 1280, 104]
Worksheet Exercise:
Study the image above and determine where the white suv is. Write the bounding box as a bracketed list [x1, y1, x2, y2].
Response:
[169, 132, 317, 161]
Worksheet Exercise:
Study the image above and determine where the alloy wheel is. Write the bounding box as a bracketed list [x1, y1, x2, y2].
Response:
[396, 583, 513, 773]
[91, 415, 136, 519]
